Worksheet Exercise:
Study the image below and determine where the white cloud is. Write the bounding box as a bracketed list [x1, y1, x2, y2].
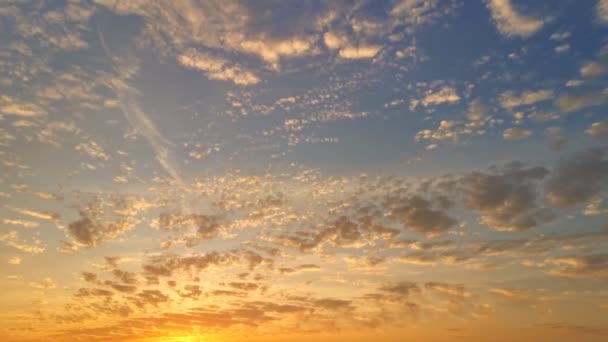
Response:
[411, 86, 460, 109]
[555, 44, 570, 54]
[177, 49, 259, 85]
[486, 0, 545, 37]
[500, 89, 553, 110]
[503, 127, 532, 140]
[338, 45, 381, 59]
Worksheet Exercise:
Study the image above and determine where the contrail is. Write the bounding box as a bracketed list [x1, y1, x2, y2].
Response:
[97, 28, 184, 187]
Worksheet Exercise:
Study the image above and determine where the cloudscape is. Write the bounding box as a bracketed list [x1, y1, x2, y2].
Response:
[1, 1, 607, 341]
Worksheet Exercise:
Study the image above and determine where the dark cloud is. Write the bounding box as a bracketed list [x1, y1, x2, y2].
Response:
[131, 290, 169, 308]
[112, 269, 138, 285]
[387, 196, 457, 236]
[81, 272, 98, 283]
[227, 282, 259, 291]
[460, 163, 553, 231]
[546, 254, 608, 279]
[313, 298, 353, 310]
[178, 284, 202, 299]
[104, 280, 137, 293]
[379, 281, 420, 296]
[270, 214, 398, 252]
[67, 216, 135, 247]
[545, 147, 608, 208]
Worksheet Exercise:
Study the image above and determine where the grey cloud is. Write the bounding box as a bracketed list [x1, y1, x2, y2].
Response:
[545, 148, 608, 208]
[387, 196, 457, 236]
[460, 163, 553, 231]
[546, 254, 608, 279]
[556, 90, 606, 112]
[379, 281, 420, 296]
[67, 216, 137, 247]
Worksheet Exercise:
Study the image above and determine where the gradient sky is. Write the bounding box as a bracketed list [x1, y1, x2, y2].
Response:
[1, 1, 608, 341]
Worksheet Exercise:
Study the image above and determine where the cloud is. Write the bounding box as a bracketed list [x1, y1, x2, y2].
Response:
[29, 277, 56, 289]
[0, 231, 45, 254]
[489, 287, 529, 300]
[411, 86, 460, 109]
[2, 218, 40, 228]
[500, 89, 553, 110]
[67, 216, 137, 247]
[556, 90, 607, 112]
[460, 163, 553, 231]
[598, 0, 608, 24]
[338, 45, 382, 59]
[75, 141, 110, 160]
[502, 127, 532, 141]
[586, 121, 608, 137]
[555, 44, 570, 54]
[486, 0, 545, 37]
[227, 282, 259, 291]
[379, 281, 420, 296]
[415, 99, 493, 149]
[545, 254, 608, 279]
[8, 256, 22, 265]
[98, 29, 185, 187]
[153, 213, 222, 239]
[0, 95, 46, 117]
[270, 214, 398, 252]
[545, 148, 608, 208]
[388, 196, 458, 237]
[425, 282, 472, 298]
[10, 208, 59, 221]
[178, 49, 259, 85]
[581, 53, 608, 78]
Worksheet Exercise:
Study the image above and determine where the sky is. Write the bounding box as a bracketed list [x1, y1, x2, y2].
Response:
[0, 0, 608, 341]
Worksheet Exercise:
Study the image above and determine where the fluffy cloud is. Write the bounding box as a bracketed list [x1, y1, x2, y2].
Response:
[411, 86, 460, 109]
[500, 89, 553, 110]
[486, 0, 545, 37]
[0, 95, 47, 117]
[415, 99, 493, 149]
[545, 254, 608, 279]
[503, 127, 532, 141]
[580, 53, 608, 78]
[177, 49, 259, 85]
[388, 196, 458, 237]
[459, 163, 553, 231]
[545, 148, 608, 208]
[586, 121, 608, 137]
[67, 216, 137, 247]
